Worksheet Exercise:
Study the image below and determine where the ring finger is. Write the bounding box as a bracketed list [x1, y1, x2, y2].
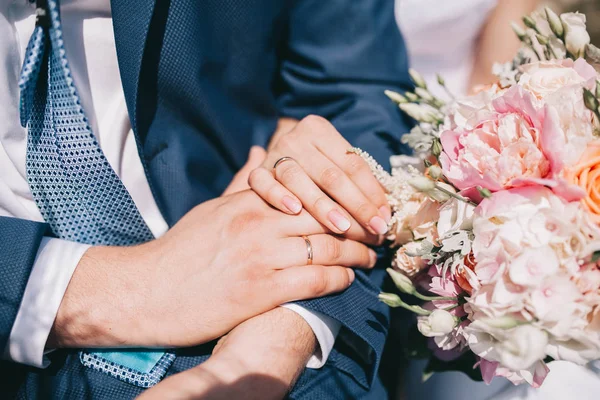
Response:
[283, 234, 377, 269]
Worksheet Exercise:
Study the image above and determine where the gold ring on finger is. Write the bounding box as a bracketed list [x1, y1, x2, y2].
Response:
[302, 235, 314, 265]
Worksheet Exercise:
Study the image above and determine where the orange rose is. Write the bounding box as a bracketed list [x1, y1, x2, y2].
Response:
[565, 140, 600, 224]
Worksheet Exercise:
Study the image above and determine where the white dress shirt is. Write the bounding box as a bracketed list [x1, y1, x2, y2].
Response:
[1, 0, 338, 370]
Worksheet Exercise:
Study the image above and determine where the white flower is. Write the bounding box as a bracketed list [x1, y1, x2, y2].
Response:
[518, 60, 587, 99]
[561, 12, 591, 58]
[498, 325, 548, 371]
[417, 309, 457, 337]
[437, 198, 475, 238]
[466, 321, 548, 371]
[546, 336, 600, 365]
[508, 246, 559, 288]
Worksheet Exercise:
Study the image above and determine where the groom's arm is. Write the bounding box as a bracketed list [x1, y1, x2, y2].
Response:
[273, 0, 414, 388]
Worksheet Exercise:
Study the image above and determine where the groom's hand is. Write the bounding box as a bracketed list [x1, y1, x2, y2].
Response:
[49, 190, 377, 348]
[137, 308, 315, 399]
[248, 115, 391, 244]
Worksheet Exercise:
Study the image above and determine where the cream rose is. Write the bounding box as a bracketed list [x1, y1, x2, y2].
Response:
[417, 309, 457, 337]
[561, 12, 591, 58]
[393, 242, 427, 277]
[518, 59, 588, 99]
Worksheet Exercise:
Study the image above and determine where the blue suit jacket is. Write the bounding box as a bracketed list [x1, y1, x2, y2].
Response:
[0, 0, 412, 398]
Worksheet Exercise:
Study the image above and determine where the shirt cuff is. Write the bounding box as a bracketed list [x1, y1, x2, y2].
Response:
[2, 238, 90, 368]
[281, 304, 341, 369]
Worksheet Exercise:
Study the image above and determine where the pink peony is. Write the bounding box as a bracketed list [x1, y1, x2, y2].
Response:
[439, 85, 549, 193]
[440, 62, 597, 201]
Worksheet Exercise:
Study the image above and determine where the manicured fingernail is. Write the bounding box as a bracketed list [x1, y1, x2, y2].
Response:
[347, 269, 355, 283]
[368, 249, 377, 267]
[369, 216, 388, 235]
[328, 210, 351, 232]
[379, 206, 392, 223]
[282, 196, 302, 214]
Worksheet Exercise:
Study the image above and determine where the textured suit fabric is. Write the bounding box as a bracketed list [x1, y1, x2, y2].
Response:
[0, 0, 413, 398]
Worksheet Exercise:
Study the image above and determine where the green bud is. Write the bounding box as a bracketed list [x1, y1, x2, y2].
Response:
[378, 292, 403, 308]
[408, 176, 436, 192]
[436, 74, 445, 86]
[584, 88, 600, 113]
[587, 44, 600, 65]
[545, 7, 564, 38]
[409, 68, 427, 89]
[536, 34, 549, 46]
[387, 268, 415, 295]
[428, 165, 443, 180]
[384, 90, 408, 104]
[431, 139, 443, 157]
[415, 88, 434, 102]
[523, 16, 538, 32]
[511, 22, 527, 40]
[405, 92, 419, 103]
[399, 103, 435, 123]
[477, 186, 493, 199]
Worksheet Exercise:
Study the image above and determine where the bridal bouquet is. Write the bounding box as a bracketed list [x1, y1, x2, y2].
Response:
[364, 8, 600, 387]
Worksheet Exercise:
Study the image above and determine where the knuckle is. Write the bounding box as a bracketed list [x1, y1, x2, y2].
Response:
[308, 268, 328, 297]
[345, 155, 368, 177]
[325, 236, 343, 262]
[299, 115, 331, 133]
[247, 168, 264, 187]
[227, 210, 263, 236]
[265, 183, 282, 203]
[319, 167, 343, 189]
[312, 195, 330, 212]
[276, 163, 302, 183]
[355, 202, 376, 220]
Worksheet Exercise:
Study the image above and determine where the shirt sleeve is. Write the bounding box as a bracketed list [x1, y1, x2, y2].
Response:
[2, 237, 90, 368]
[281, 303, 341, 369]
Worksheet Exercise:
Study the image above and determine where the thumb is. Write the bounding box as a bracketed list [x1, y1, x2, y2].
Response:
[222, 146, 267, 196]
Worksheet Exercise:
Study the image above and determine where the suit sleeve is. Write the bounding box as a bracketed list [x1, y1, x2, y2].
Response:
[276, 0, 414, 389]
[0, 217, 48, 352]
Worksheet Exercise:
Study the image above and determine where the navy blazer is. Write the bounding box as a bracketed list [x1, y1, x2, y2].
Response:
[0, 0, 412, 398]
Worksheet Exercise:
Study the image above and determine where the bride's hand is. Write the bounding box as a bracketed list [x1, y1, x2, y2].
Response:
[248, 115, 390, 245]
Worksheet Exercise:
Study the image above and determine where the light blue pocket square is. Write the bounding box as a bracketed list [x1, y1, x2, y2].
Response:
[80, 349, 176, 387]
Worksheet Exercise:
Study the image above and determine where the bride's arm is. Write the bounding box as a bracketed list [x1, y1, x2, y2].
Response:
[469, 0, 540, 92]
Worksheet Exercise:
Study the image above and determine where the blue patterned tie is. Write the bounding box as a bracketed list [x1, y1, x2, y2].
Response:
[19, 0, 174, 388]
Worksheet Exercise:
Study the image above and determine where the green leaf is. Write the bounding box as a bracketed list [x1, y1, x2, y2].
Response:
[423, 351, 484, 383]
[592, 251, 600, 263]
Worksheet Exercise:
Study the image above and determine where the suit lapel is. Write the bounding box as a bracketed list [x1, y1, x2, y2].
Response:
[110, 0, 156, 137]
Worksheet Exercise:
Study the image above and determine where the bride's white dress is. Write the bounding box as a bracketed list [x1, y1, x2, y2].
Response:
[395, 1, 600, 399]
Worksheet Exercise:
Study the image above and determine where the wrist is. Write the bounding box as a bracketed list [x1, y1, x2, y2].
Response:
[48, 243, 154, 348]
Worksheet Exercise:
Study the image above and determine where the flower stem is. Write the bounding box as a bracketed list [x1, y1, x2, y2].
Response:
[412, 291, 457, 302]
[433, 183, 478, 207]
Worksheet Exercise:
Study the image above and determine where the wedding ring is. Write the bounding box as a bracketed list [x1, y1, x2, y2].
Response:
[302, 236, 314, 265]
[273, 156, 295, 171]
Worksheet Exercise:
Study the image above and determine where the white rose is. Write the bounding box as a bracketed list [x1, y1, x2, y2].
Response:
[497, 325, 548, 371]
[561, 12, 591, 58]
[546, 336, 600, 365]
[467, 321, 548, 371]
[437, 198, 475, 238]
[518, 60, 586, 99]
[417, 309, 457, 337]
[544, 84, 596, 167]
